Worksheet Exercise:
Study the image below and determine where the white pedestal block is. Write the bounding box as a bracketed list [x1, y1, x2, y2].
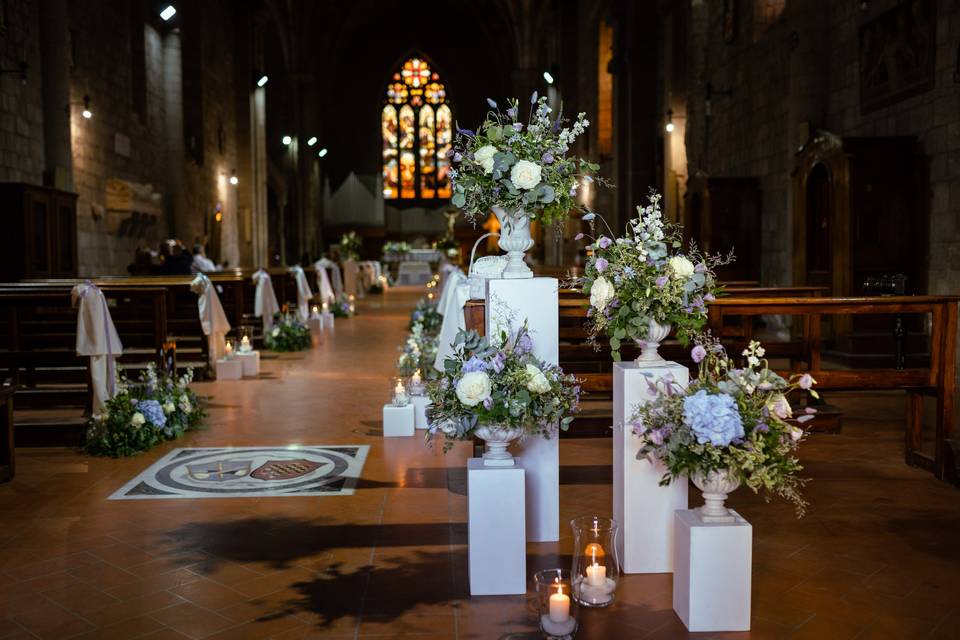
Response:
[486, 277, 560, 542]
[321, 311, 335, 330]
[309, 317, 323, 346]
[236, 351, 260, 377]
[382, 403, 415, 437]
[613, 361, 689, 573]
[467, 458, 526, 595]
[410, 395, 430, 430]
[215, 358, 243, 380]
[673, 509, 752, 632]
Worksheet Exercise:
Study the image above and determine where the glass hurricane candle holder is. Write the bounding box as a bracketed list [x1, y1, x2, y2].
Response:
[392, 378, 409, 407]
[408, 368, 425, 396]
[237, 325, 254, 353]
[224, 338, 236, 360]
[534, 569, 578, 639]
[570, 516, 620, 607]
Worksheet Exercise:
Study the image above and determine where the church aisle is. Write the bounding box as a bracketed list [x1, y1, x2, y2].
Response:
[0, 290, 956, 638]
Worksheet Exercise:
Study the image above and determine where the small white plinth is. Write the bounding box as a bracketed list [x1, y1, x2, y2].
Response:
[382, 403, 415, 437]
[321, 311, 335, 330]
[673, 509, 752, 632]
[486, 277, 560, 543]
[215, 358, 243, 381]
[467, 458, 526, 595]
[236, 351, 260, 377]
[410, 395, 431, 430]
[613, 361, 689, 574]
[309, 317, 323, 345]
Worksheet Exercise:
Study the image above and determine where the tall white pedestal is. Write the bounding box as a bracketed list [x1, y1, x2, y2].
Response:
[613, 361, 689, 573]
[486, 278, 559, 542]
[673, 509, 752, 632]
[467, 459, 526, 595]
[410, 395, 430, 430]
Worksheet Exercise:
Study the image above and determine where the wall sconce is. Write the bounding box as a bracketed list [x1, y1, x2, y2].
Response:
[256, 74, 269, 88]
[664, 109, 675, 133]
[282, 135, 292, 145]
[543, 70, 554, 85]
[307, 136, 317, 147]
[159, 5, 177, 21]
[66, 95, 93, 119]
[229, 169, 238, 186]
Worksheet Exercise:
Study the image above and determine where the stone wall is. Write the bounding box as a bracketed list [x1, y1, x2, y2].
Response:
[679, 0, 960, 294]
[0, 0, 44, 184]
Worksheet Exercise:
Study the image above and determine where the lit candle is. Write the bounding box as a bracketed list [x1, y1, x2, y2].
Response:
[322, 301, 329, 312]
[548, 582, 570, 623]
[224, 341, 234, 358]
[312, 305, 319, 317]
[586, 562, 606, 587]
[393, 380, 408, 406]
[240, 335, 251, 352]
[427, 292, 434, 300]
[412, 369, 422, 387]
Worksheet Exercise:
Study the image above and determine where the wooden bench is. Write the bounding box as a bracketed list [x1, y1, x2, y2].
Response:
[0, 380, 15, 481]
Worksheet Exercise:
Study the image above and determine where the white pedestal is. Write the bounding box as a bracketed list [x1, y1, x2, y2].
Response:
[309, 317, 323, 346]
[613, 361, 689, 573]
[382, 403, 415, 437]
[673, 509, 752, 632]
[321, 311, 335, 330]
[410, 395, 430, 430]
[236, 351, 260, 377]
[467, 458, 526, 595]
[486, 278, 559, 542]
[215, 358, 243, 380]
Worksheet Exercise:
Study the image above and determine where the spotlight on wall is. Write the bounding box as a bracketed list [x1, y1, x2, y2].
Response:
[307, 136, 317, 147]
[229, 169, 239, 186]
[543, 70, 554, 85]
[664, 109, 674, 133]
[257, 74, 269, 88]
[81, 95, 93, 119]
[317, 148, 328, 158]
[282, 135, 292, 145]
[159, 5, 176, 21]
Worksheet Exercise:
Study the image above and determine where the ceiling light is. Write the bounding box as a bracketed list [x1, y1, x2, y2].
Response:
[229, 170, 238, 186]
[159, 5, 176, 21]
[81, 95, 92, 119]
[307, 136, 317, 146]
[257, 74, 268, 88]
[543, 71, 554, 84]
[282, 135, 292, 145]
[317, 148, 328, 158]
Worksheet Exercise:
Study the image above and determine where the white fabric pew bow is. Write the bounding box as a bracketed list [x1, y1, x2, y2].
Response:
[316, 258, 343, 299]
[289, 265, 313, 321]
[433, 270, 470, 372]
[312, 261, 336, 304]
[191, 274, 231, 369]
[252, 269, 280, 332]
[72, 281, 123, 415]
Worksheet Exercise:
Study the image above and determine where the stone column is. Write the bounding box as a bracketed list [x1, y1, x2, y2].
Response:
[38, 0, 72, 190]
[163, 29, 185, 240]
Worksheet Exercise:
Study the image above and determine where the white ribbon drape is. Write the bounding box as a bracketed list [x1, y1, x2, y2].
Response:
[312, 261, 336, 303]
[252, 269, 280, 332]
[289, 265, 313, 321]
[191, 274, 231, 369]
[317, 258, 343, 299]
[342, 259, 360, 298]
[436, 267, 465, 315]
[72, 281, 123, 415]
[433, 270, 470, 372]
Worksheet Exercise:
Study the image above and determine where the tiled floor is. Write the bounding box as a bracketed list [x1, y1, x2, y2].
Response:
[0, 289, 958, 639]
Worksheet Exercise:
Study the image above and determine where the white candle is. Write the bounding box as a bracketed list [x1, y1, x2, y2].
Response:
[586, 562, 606, 587]
[394, 381, 407, 405]
[412, 369, 422, 386]
[224, 341, 234, 358]
[312, 305, 319, 316]
[548, 585, 570, 623]
[322, 302, 329, 312]
[240, 336, 251, 352]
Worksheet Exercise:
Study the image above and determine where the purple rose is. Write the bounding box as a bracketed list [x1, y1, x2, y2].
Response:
[542, 152, 555, 164]
[595, 257, 609, 272]
[490, 351, 507, 373]
[655, 275, 668, 288]
[462, 356, 488, 373]
[691, 345, 707, 363]
[597, 236, 612, 249]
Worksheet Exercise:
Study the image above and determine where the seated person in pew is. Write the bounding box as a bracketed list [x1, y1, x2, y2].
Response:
[191, 243, 221, 274]
[156, 239, 194, 275]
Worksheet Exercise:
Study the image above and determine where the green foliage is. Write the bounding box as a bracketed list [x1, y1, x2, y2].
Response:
[264, 313, 312, 351]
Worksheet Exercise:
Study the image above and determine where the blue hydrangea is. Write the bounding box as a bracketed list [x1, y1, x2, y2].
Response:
[682, 390, 743, 446]
[138, 399, 167, 428]
[462, 356, 488, 373]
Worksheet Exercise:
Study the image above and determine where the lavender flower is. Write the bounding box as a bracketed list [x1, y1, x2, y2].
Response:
[575, 233, 585, 240]
[798, 373, 815, 390]
[691, 345, 707, 363]
[655, 275, 668, 288]
[462, 356, 488, 373]
[490, 351, 507, 373]
[513, 122, 523, 132]
[483, 397, 494, 410]
[516, 332, 533, 354]
[597, 236, 613, 249]
[595, 257, 609, 272]
[507, 106, 518, 119]
[542, 152, 555, 164]
[486, 98, 498, 109]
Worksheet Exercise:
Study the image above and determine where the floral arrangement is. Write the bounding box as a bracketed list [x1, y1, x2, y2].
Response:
[449, 94, 601, 226]
[85, 364, 205, 457]
[331, 294, 356, 318]
[631, 337, 818, 515]
[264, 312, 312, 351]
[397, 298, 440, 378]
[425, 326, 581, 450]
[382, 241, 411, 257]
[433, 236, 459, 258]
[577, 192, 732, 360]
[340, 231, 362, 261]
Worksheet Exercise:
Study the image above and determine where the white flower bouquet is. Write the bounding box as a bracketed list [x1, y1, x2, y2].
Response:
[425, 326, 581, 451]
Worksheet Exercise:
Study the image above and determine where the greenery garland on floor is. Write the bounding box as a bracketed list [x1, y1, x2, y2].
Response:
[331, 294, 356, 318]
[86, 365, 205, 457]
[397, 296, 441, 378]
[265, 312, 312, 351]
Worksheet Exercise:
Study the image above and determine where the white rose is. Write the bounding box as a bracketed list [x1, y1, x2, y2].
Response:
[178, 397, 192, 414]
[510, 160, 542, 190]
[455, 371, 492, 407]
[131, 412, 145, 428]
[767, 394, 792, 420]
[163, 402, 175, 415]
[474, 145, 498, 175]
[525, 364, 551, 394]
[668, 255, 695, 279]
[589, 276, 615, 311]
[271, 327, 280, 337]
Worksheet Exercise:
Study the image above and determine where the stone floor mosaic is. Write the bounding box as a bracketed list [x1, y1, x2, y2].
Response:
[109, 445, 369, 499]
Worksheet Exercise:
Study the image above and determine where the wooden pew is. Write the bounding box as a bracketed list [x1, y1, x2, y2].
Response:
[0, 380, 15, 481]
[0, 284, 169, 445]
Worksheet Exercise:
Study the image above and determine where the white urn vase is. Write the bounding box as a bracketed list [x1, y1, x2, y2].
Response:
[475, 424, 524, 467]
[492, 206, 534, 279]
[634, 319, 672, 364]
[691, 469, 741, 523]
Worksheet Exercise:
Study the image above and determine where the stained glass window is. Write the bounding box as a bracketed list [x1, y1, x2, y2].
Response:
[382, 56, 452, 200]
